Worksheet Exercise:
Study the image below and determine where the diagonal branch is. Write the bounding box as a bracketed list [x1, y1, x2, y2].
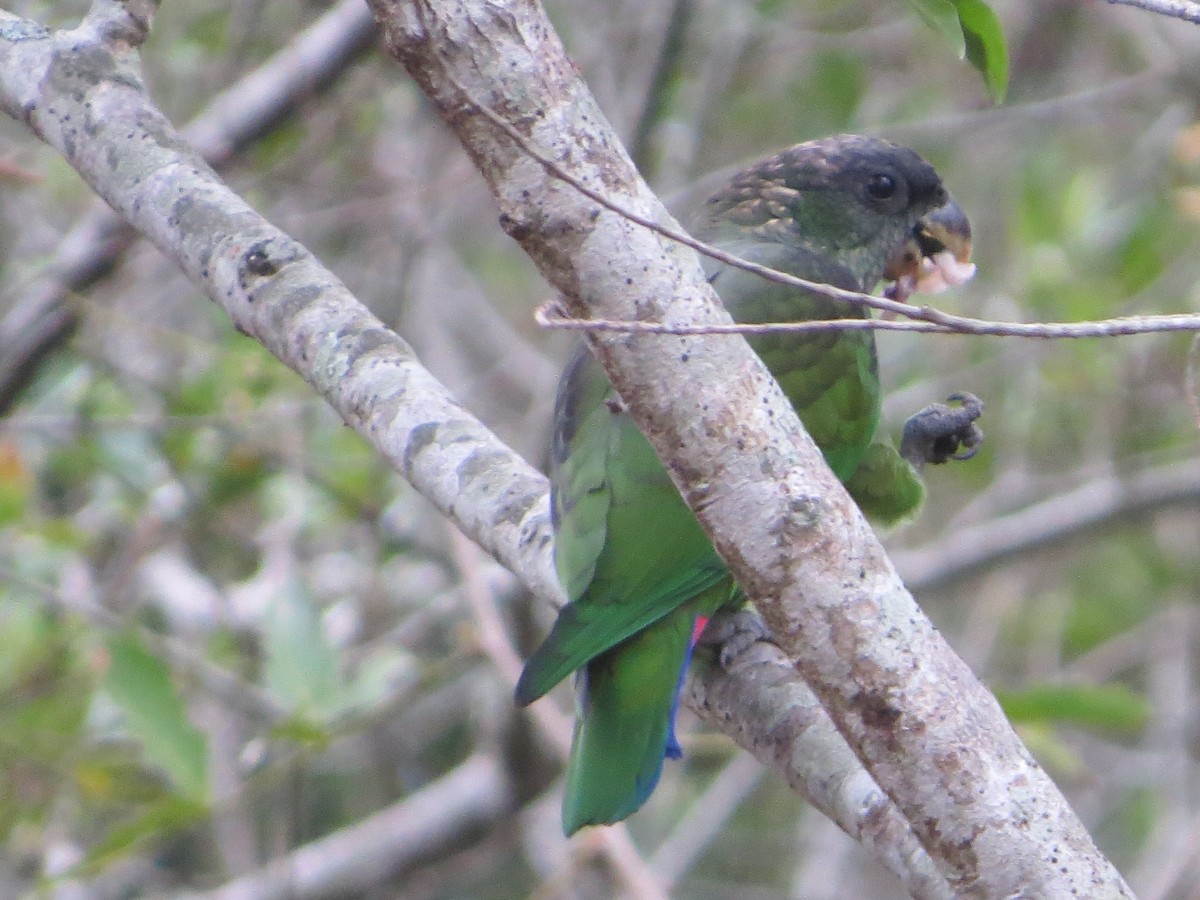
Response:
[895, 458, 1200, 594]
[0, 3, 563, 608]
[0, 0, 377, 413]
[368, 0, 1133, 895]
[0, 3, 948, 894]
[0, 1, 1131, 895]
[179, 755, 513, 900]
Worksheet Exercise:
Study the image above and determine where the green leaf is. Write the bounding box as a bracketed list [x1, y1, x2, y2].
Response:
[263, 581, 341, 720]
[956, 0, 1009, 103]
[908, 0, 1009, 103]
[908, 0, 965, 58]
[102, 633, 209, 803]
[995, 682, 1151, 734]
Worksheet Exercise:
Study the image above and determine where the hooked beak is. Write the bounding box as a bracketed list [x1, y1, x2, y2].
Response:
[884, 197, 975, 302]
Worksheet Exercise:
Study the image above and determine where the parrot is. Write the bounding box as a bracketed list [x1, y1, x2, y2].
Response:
[514, 135, 981, 836]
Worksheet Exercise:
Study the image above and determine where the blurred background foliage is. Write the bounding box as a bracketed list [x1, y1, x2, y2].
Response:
[0, 0, 1197, 897]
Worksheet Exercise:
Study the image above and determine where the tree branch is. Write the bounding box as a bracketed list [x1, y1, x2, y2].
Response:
[0, 0, 377, 413]
[894, 458, 1200, 594]
[368, 0, 1132, 895]
[0, 1, 1133, 895]
[0, 3, 563, 607]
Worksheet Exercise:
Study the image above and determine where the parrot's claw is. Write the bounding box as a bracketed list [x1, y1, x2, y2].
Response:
[700, 609, 773, 670]
[901, 392, 985, 469]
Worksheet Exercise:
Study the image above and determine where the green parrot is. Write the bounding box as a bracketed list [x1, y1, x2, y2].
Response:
[515, 135, 980, 836]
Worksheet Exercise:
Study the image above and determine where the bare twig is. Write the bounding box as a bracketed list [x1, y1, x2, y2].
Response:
[464, 93, 1198, 342]
[647, 752, 764, 889]
[445, 76, 915, 323]
[537, 299, 1200, 340]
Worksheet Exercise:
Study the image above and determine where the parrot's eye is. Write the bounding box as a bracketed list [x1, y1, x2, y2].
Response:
[865, 173, 898, 201]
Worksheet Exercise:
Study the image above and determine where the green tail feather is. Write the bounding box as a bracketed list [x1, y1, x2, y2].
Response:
[561, 606, 696, 835]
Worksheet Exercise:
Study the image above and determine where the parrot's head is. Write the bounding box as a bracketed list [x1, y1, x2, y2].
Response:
[700, 134, 974, 296]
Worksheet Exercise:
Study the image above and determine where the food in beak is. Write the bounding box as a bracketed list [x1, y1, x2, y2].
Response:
[883, 199, 975, 303]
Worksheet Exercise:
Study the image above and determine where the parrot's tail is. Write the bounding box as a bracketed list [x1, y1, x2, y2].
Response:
[561, 608, 698, 835]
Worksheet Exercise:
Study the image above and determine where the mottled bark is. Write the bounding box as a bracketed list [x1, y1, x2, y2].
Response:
[368, 0, 1133, 895]
[0, 1, 1134, 895]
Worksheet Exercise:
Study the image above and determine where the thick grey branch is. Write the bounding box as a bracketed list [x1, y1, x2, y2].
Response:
[368, 0, 1132, 895]
[0, 5, 563, 608]
[0, 0, 377, 413]
[686, 642, 953, 900]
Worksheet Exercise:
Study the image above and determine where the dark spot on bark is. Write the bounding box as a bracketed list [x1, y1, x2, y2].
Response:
[405, 422, 438, 477]
[856, 690, 901, 730]
[237, 236, 305, 293]
[498, 212, 530, 241]
[243, 244, 278, 277]
[457, 449, 514, 492]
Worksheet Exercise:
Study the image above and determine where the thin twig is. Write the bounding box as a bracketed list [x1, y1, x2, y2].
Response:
[648, 752, 764, 889]
[448, 73, 918, 322]
[455, 78, 1200, 343]
[536, 299, 1200, 340]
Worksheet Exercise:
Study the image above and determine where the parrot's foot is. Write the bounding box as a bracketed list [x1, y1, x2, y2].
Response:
[901, 392, 984, 469]
[700, 609, 773, 669]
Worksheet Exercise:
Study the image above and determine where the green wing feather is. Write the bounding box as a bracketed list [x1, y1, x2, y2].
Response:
[515, 347, 731, 705]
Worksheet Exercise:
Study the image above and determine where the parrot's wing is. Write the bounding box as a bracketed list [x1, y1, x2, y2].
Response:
[514, 561, 729, 705]
[517, 348, 730, 705]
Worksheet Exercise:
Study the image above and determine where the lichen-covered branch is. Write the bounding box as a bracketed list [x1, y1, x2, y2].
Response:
[0, 0, 376, 413]
[0, 3, 947, 892]
[0, 0, 1132, 895]
[367, 0, 1132, 895]
[0, 3, 562, 607]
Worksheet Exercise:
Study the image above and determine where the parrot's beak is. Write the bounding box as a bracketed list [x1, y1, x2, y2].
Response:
[883, 197, 975, 302]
